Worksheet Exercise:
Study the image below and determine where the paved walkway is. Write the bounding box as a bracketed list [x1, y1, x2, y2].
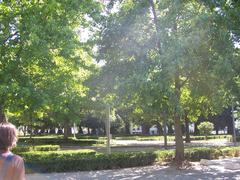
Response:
[113, 139, 238, 147]
[27, 157, 240, 180]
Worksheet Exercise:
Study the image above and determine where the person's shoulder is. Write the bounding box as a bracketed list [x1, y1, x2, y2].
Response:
[13, 154, 24, 161]
[11, 153, 24, 167]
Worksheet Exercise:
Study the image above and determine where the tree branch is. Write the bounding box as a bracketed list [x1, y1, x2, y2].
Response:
[1, 31, 19, 46]
[149, 0, 162, 54]
[180, 76, 189, 88]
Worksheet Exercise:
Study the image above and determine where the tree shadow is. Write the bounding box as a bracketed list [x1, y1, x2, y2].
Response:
[27, 163, 240, 180]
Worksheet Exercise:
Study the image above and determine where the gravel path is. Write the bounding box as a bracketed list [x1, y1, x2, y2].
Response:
[27, 157, 240, 180]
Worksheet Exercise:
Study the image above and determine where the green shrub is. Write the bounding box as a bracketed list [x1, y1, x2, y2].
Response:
[155, 150, 174, 161]
[22, 146, 240, 173]
[23, 149, 96, 161]
[189, 135, 230, 141]
[221, 146, 240, 157]
[184, 147, 221, 161]
[23, 150, 156, 173]
[12, 145, 60, 154]
[33, 145, 60, 151]
[198, 122, 214, 140]
[12, 146, 32, 154]
[18, 137, 104, 146]
[75, 135, 104, 140]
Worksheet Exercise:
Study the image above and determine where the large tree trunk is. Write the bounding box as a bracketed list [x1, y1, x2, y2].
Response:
[142, 123, 151, 135]
[49, 128, 56, 134]
[151, 0, 184, 163]
[185, 115, 191, 143]
[156, 121, 163, 135]
[78, 125, 83, 134]
[64, 119, 71, 140]
[168, 124, 174, 134]
[124, 120, 131, 135]
[0, 105, 7, 123]
[174, 114, 184, 165]
[194, 123, 200, 135]
[29, 113, 33, 143]
[23, 126, 27, 137]
[92, 128, 96, 135]
[174, 68, 184, 165]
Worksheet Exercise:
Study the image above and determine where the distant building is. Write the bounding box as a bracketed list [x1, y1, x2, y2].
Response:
[149, 125, 158, 135]
[189, 123, 194, 133]
[130, 125, 158, 135]
[130, 126, 142, 134]
[130, 123, 195, 135]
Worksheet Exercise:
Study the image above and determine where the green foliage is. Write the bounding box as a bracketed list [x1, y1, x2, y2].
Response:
[155, 150, 175, 161]
[93, 0, 240, 162]
[33, 145, 60, 152]
[198, 122, 214, 138]
[1, 0, 239, 165]
[22, 146, 240, 173]
[189, 135, 231, 141]
[24, 150, 156, 173]
[221, 146, 240, 157]
[12, 146, 32, 154]
[184, 147, 221, 161]
[18, 137, 104, 146]
[12, 145, 60, 154]
[0, 0, 102, 132]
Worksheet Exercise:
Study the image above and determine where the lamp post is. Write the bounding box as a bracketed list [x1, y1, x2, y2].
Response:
[91, 97, 111, 154]
[106, 105, 111, 154]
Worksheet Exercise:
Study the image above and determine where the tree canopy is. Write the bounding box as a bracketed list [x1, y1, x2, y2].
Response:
[1, 0, 239, 164]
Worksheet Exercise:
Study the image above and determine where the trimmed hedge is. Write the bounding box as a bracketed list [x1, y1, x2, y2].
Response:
[189, 135, 231, 141]
[220, 147, 240, 157]
[12, 145, 60, 154]
[115, 135, 231, 141]
[33, 145, 60, 151]
[24, 150, 155, 173]
[184, 147, 222, 161]
[22, 146, 240, 173]
[18, 137, 104, 146]
[155, 147, 240, 162]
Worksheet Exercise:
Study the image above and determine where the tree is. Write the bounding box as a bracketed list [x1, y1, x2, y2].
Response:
[81, 114, 104, 135]
[0, 1, 102, 131]
[198, 122, 214, 140]
[96, 0, 237, 165]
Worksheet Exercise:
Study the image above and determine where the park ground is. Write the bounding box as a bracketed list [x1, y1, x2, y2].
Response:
[17, 135, 240, 179]
[61, 138, 237, 152]
[27, 157, 240, 180]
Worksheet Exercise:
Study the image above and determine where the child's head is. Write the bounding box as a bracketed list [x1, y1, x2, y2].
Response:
[0, 122, 17, 151]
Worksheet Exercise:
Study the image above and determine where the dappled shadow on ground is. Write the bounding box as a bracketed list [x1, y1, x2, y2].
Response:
[27, 163, 240, 180]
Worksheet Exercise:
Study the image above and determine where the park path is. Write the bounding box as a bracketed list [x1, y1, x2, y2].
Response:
[27, 157, 240, 180]
[60, 140, 240, 153]
[113, 139, 231, 146]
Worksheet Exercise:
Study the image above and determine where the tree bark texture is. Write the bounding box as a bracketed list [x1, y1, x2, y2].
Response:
[174, 70, 184, 165]
[0, 105, 7, 123]
[64, 119, 71, 140]
[185, 115, 191, 143]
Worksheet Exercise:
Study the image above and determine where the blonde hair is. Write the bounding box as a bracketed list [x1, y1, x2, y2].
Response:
[0, 122, 17, 150]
